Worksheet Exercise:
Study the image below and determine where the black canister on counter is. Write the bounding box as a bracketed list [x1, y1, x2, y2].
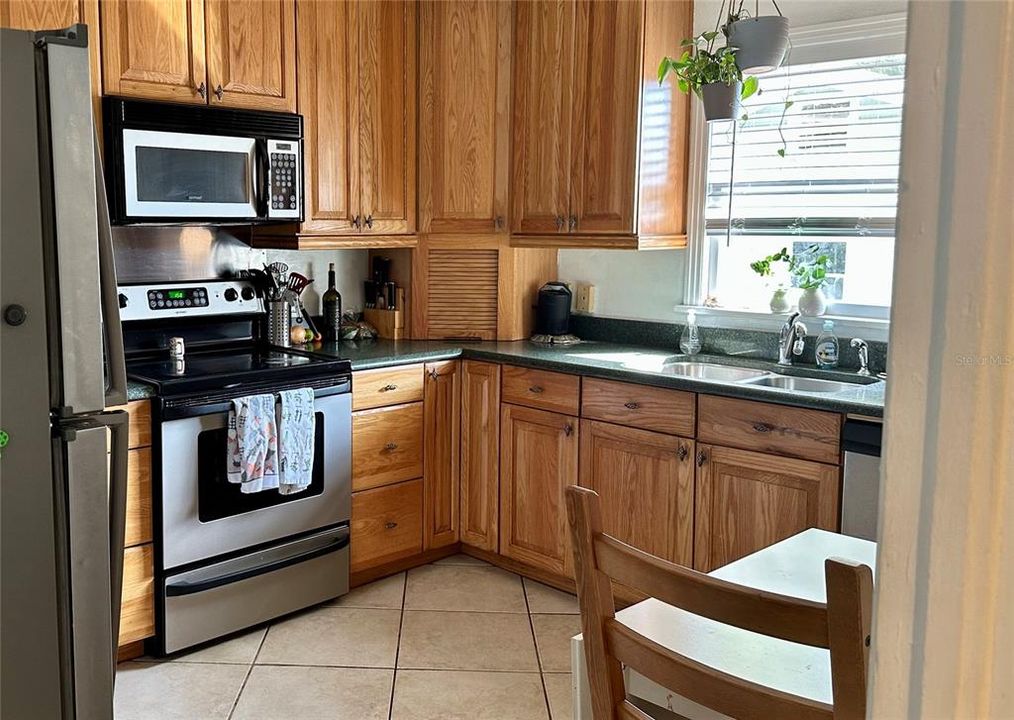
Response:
[534, 282, 573, 336]
[322, 262, 342, 341]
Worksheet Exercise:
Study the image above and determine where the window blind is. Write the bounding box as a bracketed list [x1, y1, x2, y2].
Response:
[705, 54, 906, 238]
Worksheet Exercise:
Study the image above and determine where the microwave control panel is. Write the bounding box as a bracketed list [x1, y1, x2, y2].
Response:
[267, 139, 301, 219]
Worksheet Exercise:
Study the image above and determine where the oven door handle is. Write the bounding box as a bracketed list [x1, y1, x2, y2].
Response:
[164, 531, 349, 597]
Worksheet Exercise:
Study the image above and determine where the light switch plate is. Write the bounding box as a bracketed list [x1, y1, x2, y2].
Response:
[574, 283, 596, 313]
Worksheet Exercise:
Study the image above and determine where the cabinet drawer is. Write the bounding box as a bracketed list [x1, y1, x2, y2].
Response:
[697, 395, 842, 465]
[501, 365, 580, 415]
[351, 479, 423, 573]
[581, 378, 695, 436]
[353, 364, 425, 410]
[119, 544, 154, 646]
[352, 403, 424, 491]
[125, 448, 152, 547]
[108, 400, 152, 449]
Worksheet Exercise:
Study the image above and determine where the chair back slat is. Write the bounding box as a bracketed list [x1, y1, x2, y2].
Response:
[595, 533, 831, 648]
[567, 485, 873, 720]
[606, 619, 834, 720]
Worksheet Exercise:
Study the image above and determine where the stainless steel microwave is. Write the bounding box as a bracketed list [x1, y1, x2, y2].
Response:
[103, 97, 303, 225]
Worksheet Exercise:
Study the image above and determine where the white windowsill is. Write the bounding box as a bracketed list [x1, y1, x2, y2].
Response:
[672, 305, 891, 343]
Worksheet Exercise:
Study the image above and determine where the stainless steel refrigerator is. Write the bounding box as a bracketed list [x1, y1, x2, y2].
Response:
[1, 25, 129, 720]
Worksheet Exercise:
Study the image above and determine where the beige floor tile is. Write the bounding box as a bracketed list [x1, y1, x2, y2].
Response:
[398, 610, 539, 672]
[114, 661, 248, 720]
[325, 572, 405, 609]
[542, 673, 574, 720]
[231, 665, 393, 720]
[257, 606, 401, 667]
[524, 579, 580, 614]
[405, 564, 527, 613]
[166, 627, 266, 664]
[391, 669, 549, 720]
[532, 614, 583, 673]
[433, 552, 490, 567]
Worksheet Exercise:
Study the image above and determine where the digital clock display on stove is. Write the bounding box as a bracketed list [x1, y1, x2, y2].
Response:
[147, 287, 208, 310]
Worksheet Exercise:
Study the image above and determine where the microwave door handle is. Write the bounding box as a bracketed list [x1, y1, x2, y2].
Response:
[94, 138, 128, 406]
[254, 140, 268, 217]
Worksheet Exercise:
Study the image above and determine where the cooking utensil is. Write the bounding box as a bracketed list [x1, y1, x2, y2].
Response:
[287, 272, 313, 296]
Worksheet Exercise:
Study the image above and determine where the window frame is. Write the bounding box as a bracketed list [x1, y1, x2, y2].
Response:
[682, 12, 908, 337]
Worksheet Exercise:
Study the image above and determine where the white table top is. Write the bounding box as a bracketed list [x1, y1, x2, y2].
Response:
[578, 529, 877, 716]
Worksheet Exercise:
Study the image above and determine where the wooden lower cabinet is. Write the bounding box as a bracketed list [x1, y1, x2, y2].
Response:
[499, 403, 578, 577]
[460, 361, 500, 551]
[693, 443, 842, 572]
[351, 479, 424, 573]
[579, 420, 694, 565]
[119, 544, 155, 646]
[351, 402, 424, 491]
[423, 360, 460, 549]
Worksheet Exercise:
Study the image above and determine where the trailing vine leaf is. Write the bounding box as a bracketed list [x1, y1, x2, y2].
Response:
[741, 75, 758, 99]
[777, 148, 786, 157]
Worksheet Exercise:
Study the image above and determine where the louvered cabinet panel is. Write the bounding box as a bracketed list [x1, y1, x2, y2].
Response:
[424, 249, 499, 340]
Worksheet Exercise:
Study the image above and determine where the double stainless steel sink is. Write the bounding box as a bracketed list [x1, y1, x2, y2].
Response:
[661, 360, 874, 394]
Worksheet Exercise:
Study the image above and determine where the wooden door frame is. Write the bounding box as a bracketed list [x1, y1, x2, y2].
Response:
[871, 1, 1014, 715]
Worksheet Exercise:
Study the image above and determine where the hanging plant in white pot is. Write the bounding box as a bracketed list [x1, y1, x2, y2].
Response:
[658, 31, 758, 123]
[725, 0, 790, 75]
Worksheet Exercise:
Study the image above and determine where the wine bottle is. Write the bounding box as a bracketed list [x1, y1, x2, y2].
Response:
[322, 262, 342, 341]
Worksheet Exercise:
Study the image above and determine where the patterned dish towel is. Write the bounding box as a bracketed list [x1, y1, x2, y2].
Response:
[278, 387, 316, 495]
[227, 394, 280, 494]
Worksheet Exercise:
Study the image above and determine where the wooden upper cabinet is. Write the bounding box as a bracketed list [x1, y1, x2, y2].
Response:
[510, 0, 574, 235]
[295, 0, 358, 235]
[418, 0, 511, 235]
[356, 0, 416, 236]
[499, 403, 578, 577]
[460, 361, 500, 551]
[101, 0, 208, 104]
[579, 421, 694, 566]
[1, 0, 82, 29]
[510, 0, 692, 248]
[423, 360, 461, 550]
[568, 0, 642, 235]
[204, 0, 296, 112]
[693, 444, 842, 572]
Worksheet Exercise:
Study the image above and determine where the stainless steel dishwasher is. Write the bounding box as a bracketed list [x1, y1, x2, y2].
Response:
[841, 419, 883, 541]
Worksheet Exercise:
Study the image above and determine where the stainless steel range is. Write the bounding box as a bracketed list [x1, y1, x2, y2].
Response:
[120, 279, 352, 654]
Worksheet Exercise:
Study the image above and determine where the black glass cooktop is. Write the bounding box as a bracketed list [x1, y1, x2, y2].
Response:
[127, 346, 351, 398]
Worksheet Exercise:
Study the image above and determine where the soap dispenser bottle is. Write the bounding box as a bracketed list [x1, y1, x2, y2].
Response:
[679, 310, 702, 355]
[815, 320, 839, 369]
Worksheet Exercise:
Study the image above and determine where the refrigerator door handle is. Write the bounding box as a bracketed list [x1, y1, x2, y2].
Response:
[94, 138, 128, 407]
[106, 410, 129, 661]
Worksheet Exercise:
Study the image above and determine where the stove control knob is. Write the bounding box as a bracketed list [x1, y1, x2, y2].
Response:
[241, 286, 255, 301]
[118, 293, 128, 309]
[224, 288, 239, 302]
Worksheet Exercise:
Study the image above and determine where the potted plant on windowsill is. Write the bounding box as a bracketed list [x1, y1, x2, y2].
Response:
[789, 244, 831, 316]
[658, 31, 758, 122]
[725, 1, 790, 75]
[749, 247, 791, 312]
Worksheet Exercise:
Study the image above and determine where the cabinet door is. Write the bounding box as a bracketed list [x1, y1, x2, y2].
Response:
[296, 0, 360, 235]
[205, 0, 296, 112]
[418, 0, 511, 234]
[356, 0, 416, 235]
[568, 0, 642, 234]
[579, 420, 693, 565]
[500, 403, 578, 576]
[0, 0, 82, 29]
[510, 0, 574, 234]
[423, 361, 460, 549]
[694, 444, 842, 572]
[351, 479, 423, 573]
[460, 361, 500, 551]
[101, 0, 208, 104]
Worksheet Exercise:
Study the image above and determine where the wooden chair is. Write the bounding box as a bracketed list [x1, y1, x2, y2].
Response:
[566, 486, 873, 720]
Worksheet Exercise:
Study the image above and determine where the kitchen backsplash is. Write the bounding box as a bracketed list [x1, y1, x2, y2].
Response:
[570, 314, 889, 375]
[111, 226, 367, 313]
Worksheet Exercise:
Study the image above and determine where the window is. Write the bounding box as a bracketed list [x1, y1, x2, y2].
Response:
[700, 51, 905, 319]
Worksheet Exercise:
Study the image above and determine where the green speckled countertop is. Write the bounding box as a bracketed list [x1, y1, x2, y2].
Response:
[127, 338, 885, 417]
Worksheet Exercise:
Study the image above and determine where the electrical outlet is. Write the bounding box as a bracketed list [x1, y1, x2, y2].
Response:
[574, 283, 596, 313]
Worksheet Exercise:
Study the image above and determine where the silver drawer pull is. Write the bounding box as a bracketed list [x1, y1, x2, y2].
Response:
[677, 445, 688, 461]
[384, 442, 399, 451]
[385, 521, 398, 530]
[529, 385, 544, 394]
[623, 401, 640, 410]
[380, 384, 398, 392]
[752, 422, 773, 433]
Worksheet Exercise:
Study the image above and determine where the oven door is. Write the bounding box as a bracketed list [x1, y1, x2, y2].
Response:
[122, 129, 260, 219]
[160, 389, 351, 570]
